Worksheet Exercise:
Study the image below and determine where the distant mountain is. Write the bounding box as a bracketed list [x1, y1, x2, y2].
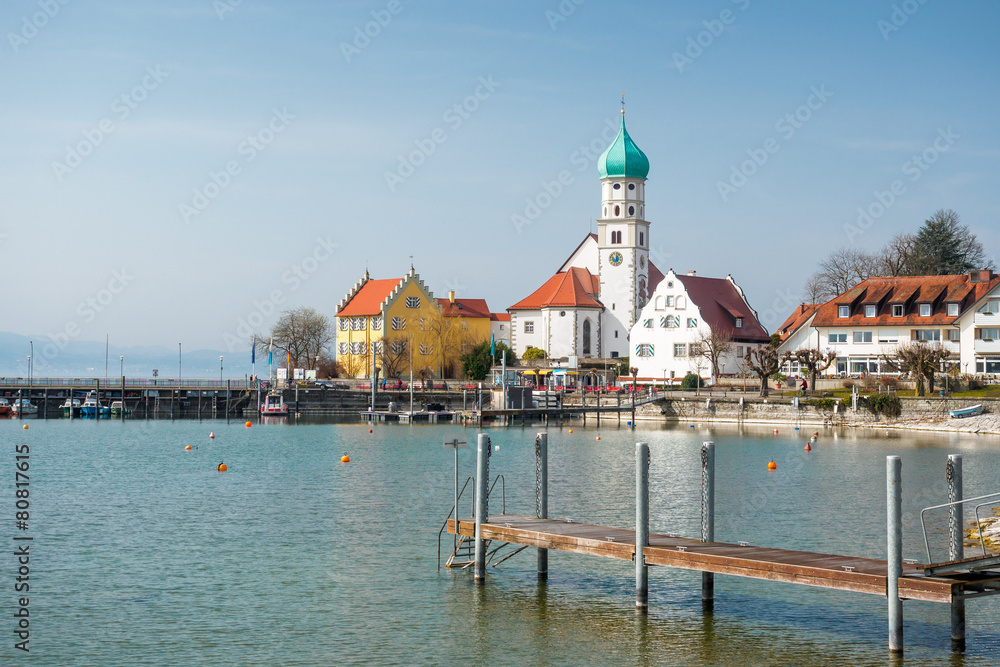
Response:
[0, 332, 257, 379]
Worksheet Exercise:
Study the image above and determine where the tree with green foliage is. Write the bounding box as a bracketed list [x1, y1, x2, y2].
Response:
[908, 209, 993, 276]
[680, 373, 703, 390]
[460, 341, 516, 381]
[522, 346, 547, 360]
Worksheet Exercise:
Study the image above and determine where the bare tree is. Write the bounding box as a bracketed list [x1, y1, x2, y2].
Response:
[378, 335, 409, 379]
[881, 342, 951, 396]
[744, 346, 780, 397]
[782, 349, 837, 394]
[876, 232, 916, 276]
[270, 307, 334, 369]
[802, 274, 827, 304]
[697, 328, 733, 382]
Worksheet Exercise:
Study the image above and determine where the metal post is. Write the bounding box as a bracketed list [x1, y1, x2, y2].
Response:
[702, 441, 715, 610]
[948, 455, 965, 650]
[474, 433, 490, 583]
[226, 380, 231, 421]
[95, 379, 101, 421]
[636, 441, 649, 609]
[536, 432, 548, 580]
[887, 455, 903, 653]
[121, 375, 125, 421]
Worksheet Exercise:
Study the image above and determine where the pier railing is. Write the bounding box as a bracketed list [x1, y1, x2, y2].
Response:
[0, 377, 252, 390]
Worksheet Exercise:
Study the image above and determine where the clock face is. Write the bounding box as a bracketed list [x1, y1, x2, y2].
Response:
[639, 255, 646, 269]
[609, 252, 623, 267]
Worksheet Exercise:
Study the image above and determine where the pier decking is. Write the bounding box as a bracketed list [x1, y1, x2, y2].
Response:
[447, 514, 995, 604]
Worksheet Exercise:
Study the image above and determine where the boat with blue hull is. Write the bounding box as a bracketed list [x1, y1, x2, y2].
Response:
[949, 404, 983, 419]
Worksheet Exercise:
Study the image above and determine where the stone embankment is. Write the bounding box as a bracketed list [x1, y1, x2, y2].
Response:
[633, 395, 1000, 435]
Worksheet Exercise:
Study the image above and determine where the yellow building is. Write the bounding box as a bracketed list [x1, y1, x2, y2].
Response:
[335, 269, 439, 379]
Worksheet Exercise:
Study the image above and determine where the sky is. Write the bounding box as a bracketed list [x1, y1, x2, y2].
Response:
[1, 0, 998, 376]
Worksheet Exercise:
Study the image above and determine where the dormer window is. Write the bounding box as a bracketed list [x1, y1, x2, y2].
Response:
[865, 305, 876, 318]
[735, 317, 743, 329]
[947, 303, 959, 317]
[892, 304, 903, 317]
[838, 305, 850, 318]
[919, 303, 931, 317]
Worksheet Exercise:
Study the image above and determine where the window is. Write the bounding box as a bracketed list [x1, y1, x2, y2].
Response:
[838, 306, 850, 318]
[373, 341, 383, 354]
[419, 343, 432, 355]
[350, 342, 366, 355]
[405, 296, 420, 308]
[689, 343, 702, 357]
[736, 345, 744, 358]
[611, 351, 619, 358]
[642, 319, 653, 328]
[371, 316, 383, 330]
[524, 321, 534, 333]
[980, 301, 1000, 314]
[636, 343, 654, 357]
[915, 329, 941, 341]
[614, 330, 618, 338]
[851, 358, 881, 374]
[392, 317, 406, 330]
[666, 295, 674, 307]
[976, 356, 1000, 373]
[946, 329, 961, 341]
[639, 231, 644, 245]
[350, 317, 365, 331]
[919, 303, 931, 317]
[419, 318, 428, 331]
[628, 183, 635, 191]
[687, 318, 698, 328]
[735, 317, 743, 329]
[892, 304, 904, 317]
[613, 183, 621, 190]
[674, 343, 687, 357]
[878, 329, 898, 344]
[629, 205, 635, 216]
[865, 305, 876, 318]
[947, 303, 959, 317]
[339, 319, 348, 331]
[977, 328, 999, 340]
[614, 205, 620, 216]
[611, 230, 621, 244]
[829, 333, 847, 344]
[582, 319, 591, 354]
[499, 324, 505, 331]
[338, 342, 348, 355]
[853, 331, 873, 344]
[460, 320, 468, 331]
[391, 340, 406, 354]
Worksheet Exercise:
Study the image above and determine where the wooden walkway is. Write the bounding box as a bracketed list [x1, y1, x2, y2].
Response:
[448, 514, 999, 604]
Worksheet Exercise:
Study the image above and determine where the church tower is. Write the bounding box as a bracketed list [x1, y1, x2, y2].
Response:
[596, 105, 650, 359]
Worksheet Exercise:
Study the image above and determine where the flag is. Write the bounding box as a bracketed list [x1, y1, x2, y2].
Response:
[251, 335, 256, 364]
[490, 333, 495, 357]
[287, 350, 291, 368]
[268, 338, 273, 365]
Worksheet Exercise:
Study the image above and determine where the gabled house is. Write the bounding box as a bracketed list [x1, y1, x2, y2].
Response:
[629, 269, 770, 384]
[778, 270, 1000, 376]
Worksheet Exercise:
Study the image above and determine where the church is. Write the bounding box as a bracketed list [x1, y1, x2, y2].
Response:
[507, 108, 664, 360]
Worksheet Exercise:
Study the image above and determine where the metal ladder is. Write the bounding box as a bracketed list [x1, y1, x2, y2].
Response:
[439, 475, 525, 569]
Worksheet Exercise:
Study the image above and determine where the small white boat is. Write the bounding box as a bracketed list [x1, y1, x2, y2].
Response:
[11, 399, 38, 416]
[260, 391, 288, 416]
[949, 404, 983, 419]
[60, 398, 82, 417]
[110, 400, 131, 417]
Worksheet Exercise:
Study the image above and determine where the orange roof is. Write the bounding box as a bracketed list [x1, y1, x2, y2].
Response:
[490, 313, 511, 322]
[337, 278, 402, 317]
[777, 304, 820, 341]
[438, 298, 491, 319]
[508, 267, 602, 310]
[813, 272, 1000, 326]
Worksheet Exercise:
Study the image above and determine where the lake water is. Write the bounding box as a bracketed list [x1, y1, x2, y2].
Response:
[4, 418, 1000, 665]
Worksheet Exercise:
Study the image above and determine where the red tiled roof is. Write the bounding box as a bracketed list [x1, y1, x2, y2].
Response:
[777, 304, 820, 341]
[438, 298, 491, 319]
[490, 313, 511, 322]
[814, 273, 1000, 326]
[647, 260, 665, 298]
[508, 267, 603, 310]
[676, 274, 771, 343]
[337, 278, 402, 317]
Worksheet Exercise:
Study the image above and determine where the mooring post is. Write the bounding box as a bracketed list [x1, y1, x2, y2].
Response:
[636, 441, 650, 610]
[702, 441, 715, 611]
[96, 380, 101, 421]
[474, 432, 490, 583]
[887, 455, 903, 653]
[948, 454, 965, 651]
[536, 432, 548, 580]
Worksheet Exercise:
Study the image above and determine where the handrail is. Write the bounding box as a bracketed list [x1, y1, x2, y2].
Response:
[920, 491, 1000, 562]
[437, 476, 475, 570]
[489, 474, 506, 515]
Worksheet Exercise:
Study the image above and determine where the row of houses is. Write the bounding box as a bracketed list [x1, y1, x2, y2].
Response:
[333, 108, 998, 382]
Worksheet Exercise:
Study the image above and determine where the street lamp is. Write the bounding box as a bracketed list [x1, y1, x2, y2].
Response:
[220, 356, 224, 382]
[120, 355, 124, 378]
[178, 343, 182, 381]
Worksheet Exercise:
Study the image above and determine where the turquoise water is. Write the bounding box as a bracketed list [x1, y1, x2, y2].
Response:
[3, 418, 1000, 665]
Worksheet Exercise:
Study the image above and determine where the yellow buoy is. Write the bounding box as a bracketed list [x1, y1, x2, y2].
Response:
[185, 445, 192, 450]
[245, 421, 252, 428]
[767, 460, 777, 471]
[23, 424, 29, 430]
[341, 455, 350, 463]
[218, 462, 228, 472]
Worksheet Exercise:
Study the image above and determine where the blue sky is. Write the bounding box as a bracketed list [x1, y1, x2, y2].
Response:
[1, 0, 998, 371]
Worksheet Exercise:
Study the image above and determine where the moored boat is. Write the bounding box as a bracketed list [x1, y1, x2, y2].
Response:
[81, 392, 110, 417]
[0, 398, 10, 416]
[260, 391, 288, 416]
[949, 404, 983, 419]
[11, 399, 38, 416]
[60, 397, 82, 417]
[110, 400, 131, 417]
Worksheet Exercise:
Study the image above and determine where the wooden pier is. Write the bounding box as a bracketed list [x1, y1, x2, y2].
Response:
[441, 434, 1000, 655]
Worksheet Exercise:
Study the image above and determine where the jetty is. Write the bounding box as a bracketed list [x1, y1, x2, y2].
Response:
[442, 434, 1000, 654]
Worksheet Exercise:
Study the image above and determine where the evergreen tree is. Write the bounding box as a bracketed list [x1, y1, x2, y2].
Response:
[908, 209, 993, 275]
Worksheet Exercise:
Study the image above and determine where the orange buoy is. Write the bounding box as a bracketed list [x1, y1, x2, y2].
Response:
[209, 431, 215, 439]
[368, 428, 373, 433]
[813, 430, 819, 436]
[22, 424, 29, 430]
[245, 421, 252, 428]
[804, 443, 812, 452]
[217, 462, 228, 472]
[596, 435, 601, 441]
[568, 429, 573, 434]
[341, 455, 350, 463]
[185, 445, 192, 450]
[767, 460, 777, 471]
[773, 428, 779, 434]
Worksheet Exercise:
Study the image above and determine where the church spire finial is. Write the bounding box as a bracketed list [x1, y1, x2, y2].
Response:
[621, 92, 625, 115]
